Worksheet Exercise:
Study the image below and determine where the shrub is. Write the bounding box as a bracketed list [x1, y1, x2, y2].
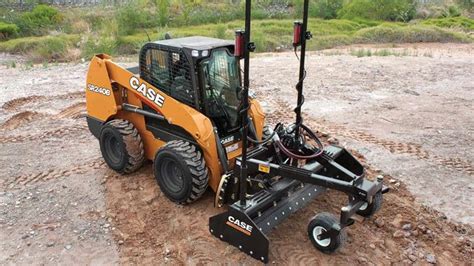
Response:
[157, 0, 170, 26]
[215, 24, 226, 39]
[117, 4, 154, 35]
[338, 0, 417, 22]
[441, 5, 462, 18]
[15, 5, 63, 36]
[0, 22, 19, 40]
[312, 0, 344, 19]
[456, 0, 473, 13]
[82, 35, 117, 59]
[34, 36, 68, 61]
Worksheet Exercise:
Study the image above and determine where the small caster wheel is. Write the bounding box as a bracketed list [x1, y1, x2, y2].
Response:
[356, 192, 383, 218]
[308, 212, 346, 253]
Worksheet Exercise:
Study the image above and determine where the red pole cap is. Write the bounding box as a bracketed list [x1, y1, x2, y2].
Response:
[235, 30, 245, 58]
[293, 21, 303, 47]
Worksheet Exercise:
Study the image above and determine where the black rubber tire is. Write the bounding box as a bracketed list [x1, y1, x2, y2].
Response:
[153, 140, 209, 204]
[99, 119, 144, 174]
[356, 192, 383, 218]
[308, 212, 346, 253]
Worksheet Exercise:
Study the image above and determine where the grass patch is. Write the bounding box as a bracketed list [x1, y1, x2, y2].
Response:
[421, 16, 474, 32]
[116, 19, 471, 56]
[354, 24, 472, 43]
[0, 34, 79, 61]
[2, 17, 472, 61]
[349, 48, 434, 57]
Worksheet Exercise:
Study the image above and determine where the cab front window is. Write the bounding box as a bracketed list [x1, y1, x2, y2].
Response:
[200, 49, 242, 134]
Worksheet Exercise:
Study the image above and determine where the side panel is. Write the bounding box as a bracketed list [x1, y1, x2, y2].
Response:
[85, 54, 118, 121]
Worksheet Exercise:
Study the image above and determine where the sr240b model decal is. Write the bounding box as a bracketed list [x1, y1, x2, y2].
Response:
[88, 84, 111, 96]
[129, 76, 165, 108]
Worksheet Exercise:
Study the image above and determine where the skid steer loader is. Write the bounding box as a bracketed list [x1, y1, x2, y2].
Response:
[85, 0, 388, 262]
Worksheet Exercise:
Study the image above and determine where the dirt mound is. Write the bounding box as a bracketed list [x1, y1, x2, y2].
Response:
[1, 111, 44, 130]
[55, 102, 86, 119]
[104, 163, 473, 265]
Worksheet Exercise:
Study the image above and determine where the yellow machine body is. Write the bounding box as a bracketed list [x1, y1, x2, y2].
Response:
[85, 54, 265, 191]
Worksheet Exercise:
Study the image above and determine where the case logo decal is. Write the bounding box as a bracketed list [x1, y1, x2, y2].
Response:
[226, 215, 253, 236]
[129, 76, 165, 107]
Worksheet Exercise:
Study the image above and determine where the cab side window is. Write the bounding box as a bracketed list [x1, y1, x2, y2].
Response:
[142, 48, 195, 106]
[169, 52, 194, 106]
[144, 49, 170, 93]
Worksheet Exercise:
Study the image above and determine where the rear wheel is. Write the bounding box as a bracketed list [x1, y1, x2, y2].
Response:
[154, 140, 209, 204]
[100, 119, 144, 174]
[308, 212, 346, 253]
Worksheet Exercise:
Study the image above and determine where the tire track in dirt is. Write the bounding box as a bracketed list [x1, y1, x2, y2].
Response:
[3, 158, 106, 190]
[268, 99, 473, 176]
[1, 91, 84, 111]
[316, 122, 473, 176]
[0, 124, 88, 144]
[0, 101, 88, 143]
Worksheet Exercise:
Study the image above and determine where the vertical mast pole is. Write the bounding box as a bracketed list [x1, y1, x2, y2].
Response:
[294, 0, 309, 140]
[239, 0, 252, 207]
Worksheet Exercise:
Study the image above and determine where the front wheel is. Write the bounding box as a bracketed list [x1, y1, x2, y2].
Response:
[308, 212, 346, 253]
[153, 140, 209, 204]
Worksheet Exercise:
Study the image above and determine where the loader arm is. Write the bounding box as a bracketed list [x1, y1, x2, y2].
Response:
[85, 54, 224, 190]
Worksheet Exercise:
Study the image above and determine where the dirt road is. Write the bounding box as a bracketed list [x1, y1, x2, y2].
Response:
[0, 44, 472, 264]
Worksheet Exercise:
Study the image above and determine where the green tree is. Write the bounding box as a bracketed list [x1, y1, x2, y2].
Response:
[312, 0, 344, 19]
[157, 0, 170, 26]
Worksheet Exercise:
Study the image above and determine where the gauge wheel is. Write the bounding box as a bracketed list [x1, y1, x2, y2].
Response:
[356, 192, 383, 218]
[99, 119, 144, 174]
[154, 140, 209, 204]
[308, 212, 346, 253]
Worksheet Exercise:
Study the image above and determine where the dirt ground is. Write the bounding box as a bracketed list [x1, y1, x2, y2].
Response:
[0, 43, 472, 265]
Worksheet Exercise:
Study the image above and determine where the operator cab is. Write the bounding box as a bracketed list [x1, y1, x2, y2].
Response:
[138, 36, 243, 138]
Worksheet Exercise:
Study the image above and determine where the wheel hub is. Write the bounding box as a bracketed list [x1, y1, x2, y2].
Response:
[313, 226, 331, 247]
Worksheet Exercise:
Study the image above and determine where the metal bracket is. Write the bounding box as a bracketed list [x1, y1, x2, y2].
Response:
[248, 42, 256, 52]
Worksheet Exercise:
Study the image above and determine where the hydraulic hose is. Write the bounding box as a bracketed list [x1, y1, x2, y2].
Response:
[275, 123, 324, 160]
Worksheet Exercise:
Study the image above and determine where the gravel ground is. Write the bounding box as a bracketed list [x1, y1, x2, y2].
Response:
[0, 43, 472, 264]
